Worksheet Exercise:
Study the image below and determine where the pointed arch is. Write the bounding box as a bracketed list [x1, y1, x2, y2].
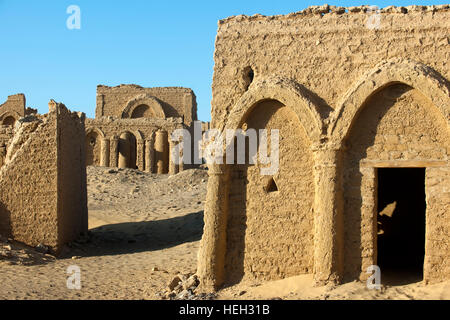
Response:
[121, 94, 165, 119]
[330, 59, 450, 146]
[218, 78, 320, 284]
[0, 111, 21, 126]
[85, 127, 105, 139]
[223, 77, 325, 142]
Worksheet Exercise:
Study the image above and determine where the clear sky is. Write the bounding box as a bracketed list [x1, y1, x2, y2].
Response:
[0, 0, 446, 121]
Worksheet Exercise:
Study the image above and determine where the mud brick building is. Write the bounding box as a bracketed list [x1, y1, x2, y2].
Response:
[198, 4, 450, 289]
[85, 85, 199, 174]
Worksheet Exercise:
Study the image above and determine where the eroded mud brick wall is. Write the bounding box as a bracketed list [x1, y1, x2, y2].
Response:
[57, 104, 88, 246]
[425, 167, 450, 282]
[211, 6, 449, 127]
[96, 85, 197, 125]
[200, 5, 450, 288]
[0, 126, 13, 164]
[0, 102, 87, 253]
[0, 113, 59, 247]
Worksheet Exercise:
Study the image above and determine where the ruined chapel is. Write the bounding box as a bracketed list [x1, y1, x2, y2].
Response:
[197, 5, 450, 289]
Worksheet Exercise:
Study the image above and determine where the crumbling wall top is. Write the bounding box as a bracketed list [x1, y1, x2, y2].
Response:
[86, 115, 185, 125]
[210, 4, 449, 130]
[218, 4, 450, 25]
[97, 84, 195, 94]
[95, 85, 197, 125]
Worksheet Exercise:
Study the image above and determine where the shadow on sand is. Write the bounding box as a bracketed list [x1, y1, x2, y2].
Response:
[64, 210, 204, 258]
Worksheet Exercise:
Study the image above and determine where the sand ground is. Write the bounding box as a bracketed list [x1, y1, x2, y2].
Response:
[0, 166, 448, 300]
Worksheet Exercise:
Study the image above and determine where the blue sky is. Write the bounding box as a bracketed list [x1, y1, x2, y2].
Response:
[0, 1, 446, 121]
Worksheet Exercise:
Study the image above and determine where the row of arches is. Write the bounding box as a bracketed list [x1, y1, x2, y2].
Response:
[86, 130, 138, 169]
[85, 128, 177, 175]
[198, 59, 450, 289]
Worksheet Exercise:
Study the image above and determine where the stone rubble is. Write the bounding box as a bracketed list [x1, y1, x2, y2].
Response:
[0, 234, 55, 266]
[157, 273, 216, 300]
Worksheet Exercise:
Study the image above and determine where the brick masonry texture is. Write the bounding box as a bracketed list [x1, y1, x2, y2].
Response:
[197, 5, 450, 290]
[0, 101, 87, 254]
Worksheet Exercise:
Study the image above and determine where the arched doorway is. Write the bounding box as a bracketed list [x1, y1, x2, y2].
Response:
[118, 132, 137, 169]
[2, 116, 16, 127]
[131, 104, 154, 118]
[342, 83, 449, 283]
[225, 99, 315, 284]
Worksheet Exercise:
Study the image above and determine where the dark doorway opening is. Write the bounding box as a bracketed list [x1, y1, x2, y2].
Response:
[377, 168, 426, 284]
